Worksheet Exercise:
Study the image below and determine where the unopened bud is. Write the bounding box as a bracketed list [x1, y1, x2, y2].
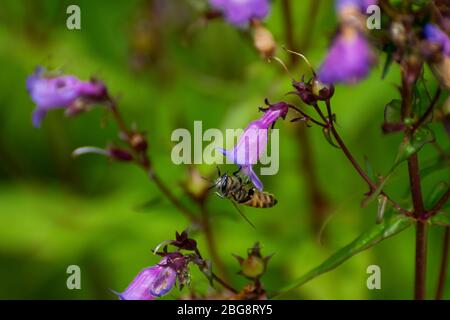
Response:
[292, 80, 317, 105]
[130, 133, 148, 151]
[234, 242, 272, 280]
[253, 24, 276, 59]
[241, 255, 265, 279]
[390, 21, 407, 46]
[312, 79, 335, 101]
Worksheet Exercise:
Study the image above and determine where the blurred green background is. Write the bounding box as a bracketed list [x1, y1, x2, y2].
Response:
[0, 0, 448, 299]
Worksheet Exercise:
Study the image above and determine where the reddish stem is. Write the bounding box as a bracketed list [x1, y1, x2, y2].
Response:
[415, 220, 427, 300]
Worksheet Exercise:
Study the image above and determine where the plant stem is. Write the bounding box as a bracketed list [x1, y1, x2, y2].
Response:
[212, 273, 238, 294]
[322, 100, 411, 216]
[401, 65, 427, 300]
[436, 227, 449, 300]
[195, 248, 238, 294]
[282, 0, 328, 234]
[200, 203, 229, 280]
[415, 220, 427, 300]
[408, 154, 425, 216]
[106, 96, 198, 222]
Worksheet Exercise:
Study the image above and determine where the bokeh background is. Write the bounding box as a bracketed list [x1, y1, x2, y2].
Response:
[0, 0, 448, 299]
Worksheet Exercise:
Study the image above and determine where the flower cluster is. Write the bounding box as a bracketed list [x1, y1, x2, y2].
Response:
[318, 0, 377, 84]
[209, 0, 270, 27]
[218, 101, 289, 190]
[26, 67, 107, 128]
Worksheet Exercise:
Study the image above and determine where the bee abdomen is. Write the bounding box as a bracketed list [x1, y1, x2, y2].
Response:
[243, 191, 277, 208]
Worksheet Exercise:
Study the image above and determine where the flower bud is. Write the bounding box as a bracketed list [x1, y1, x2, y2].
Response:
[292, 80, 317, 106]
[234, 242, 272, 280]
[312, 79, 335, 101]
[253, 23, 276, 59]
[241, 255, 265, 278]
[182, 166, 210, 201]
[130, 132, 148, 152]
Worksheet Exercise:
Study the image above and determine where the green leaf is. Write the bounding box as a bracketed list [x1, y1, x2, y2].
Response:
[382, 99, 405, 133]
[384, 99, 402, 124]
[365, 135, 443, 208]
[364, 156, 377, 183]
[430, 212, 450, 227]
[361, 171, 393, 207]
[394, 127, 435, 167]
[274, 214, 413, 297]
[322, 127, 340, 149]
[425, 181, 450, 210]
[420, 155, 450, 179]
[381, 49, 394, 80]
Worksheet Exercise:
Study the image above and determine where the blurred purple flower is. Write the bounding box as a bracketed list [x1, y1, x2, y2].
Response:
[209, 0, 270, 27]
[26, 67, 107, 128]
[336, 0, 378, 13]
[424, 24, 450, 56]
[116, 253, 184, 300]
[318, 28, 374, 84]
[218, 102, 288, 190]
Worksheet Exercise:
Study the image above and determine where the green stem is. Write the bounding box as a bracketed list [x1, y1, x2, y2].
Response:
[435, 227, 449, 300]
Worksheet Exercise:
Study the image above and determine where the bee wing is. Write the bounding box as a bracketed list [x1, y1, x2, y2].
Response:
[230, 200, 256, 229]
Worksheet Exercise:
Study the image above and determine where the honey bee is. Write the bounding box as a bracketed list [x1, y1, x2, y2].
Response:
[210, 168, 277, 227]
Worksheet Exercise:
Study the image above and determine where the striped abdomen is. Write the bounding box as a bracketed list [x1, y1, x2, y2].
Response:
[240, 189, 277, 208]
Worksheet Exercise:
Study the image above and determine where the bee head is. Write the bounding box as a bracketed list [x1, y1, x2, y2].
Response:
[214, 173, 228, 194]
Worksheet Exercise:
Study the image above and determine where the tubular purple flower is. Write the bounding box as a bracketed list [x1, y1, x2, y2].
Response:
[218, 102, 288, 190]
[424, 24, 450, 56]
[318, 27, 374, 84]
[116, 253, 184, 300]
[209, 0, 270, 27]
[26, 67, 107, 128]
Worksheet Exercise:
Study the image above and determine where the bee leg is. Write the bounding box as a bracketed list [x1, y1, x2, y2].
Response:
[216, 166, 221, 177]
[215, 192, 224, 199]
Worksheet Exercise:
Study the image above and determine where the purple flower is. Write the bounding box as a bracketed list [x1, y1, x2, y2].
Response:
[116, 253, 184, 300]
[210, 0, 270, 27]
[424, 24, 450, 56]
[218, 102, 288, 190]
[26, 67, 107, 128]
[318, 28, 374, 84]
[336, 0, 378, 13]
